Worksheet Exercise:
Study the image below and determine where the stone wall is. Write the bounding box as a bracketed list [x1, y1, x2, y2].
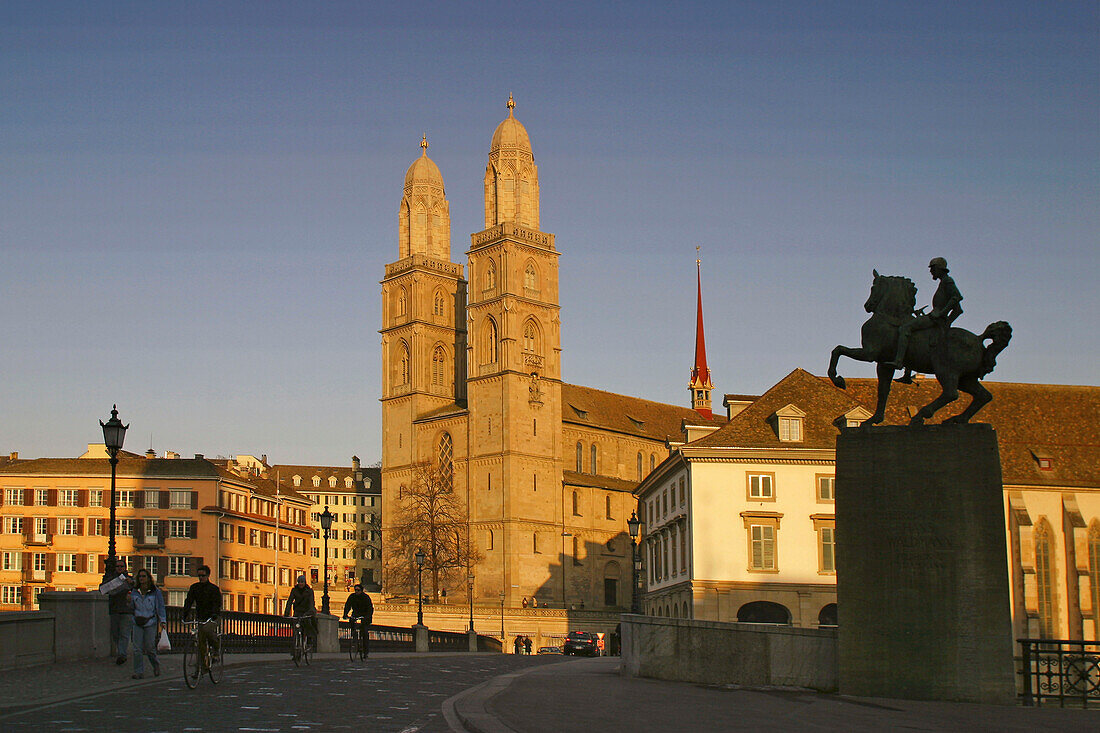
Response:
[620, 614, 837, 691]
[0, 611, 55, 670]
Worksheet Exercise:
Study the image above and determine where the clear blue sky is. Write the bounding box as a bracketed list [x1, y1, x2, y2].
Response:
[2, 2, 1096, 464]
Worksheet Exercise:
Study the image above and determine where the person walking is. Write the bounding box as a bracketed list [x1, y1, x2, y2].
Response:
[129, 568, 166, 679]
[105, 559, 134, 665]
[523, 636, 532, 655]
[513, 636, 523, 655]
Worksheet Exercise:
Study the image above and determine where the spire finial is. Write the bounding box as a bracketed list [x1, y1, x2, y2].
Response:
[420, 134, 428, 154]
[696, 245, 701, 267]
[507, 92, 515, 114]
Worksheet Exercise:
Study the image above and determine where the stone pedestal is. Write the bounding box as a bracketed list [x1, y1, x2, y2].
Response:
[315, 614, 340, 654]
[467, 629, 478, 652]
[38, 590, 110, 661]
[835, 424, 1014, 704]
[413, 623, 429, 653]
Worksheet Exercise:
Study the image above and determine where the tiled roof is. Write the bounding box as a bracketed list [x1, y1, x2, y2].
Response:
[0, 456, 222, 479]
[686, 368, 1100, 488]
[414, 402, 470, 422]
[268, 464, 382, 494]
[562, 383, 725, 441]
[213, 466, 312, 504]
[562, 470, 639, 494]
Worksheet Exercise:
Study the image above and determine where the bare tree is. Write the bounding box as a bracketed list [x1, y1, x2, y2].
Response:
[385, 461, 480, 602]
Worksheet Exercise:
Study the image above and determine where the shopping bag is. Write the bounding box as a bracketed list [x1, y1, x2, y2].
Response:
[157, 629, 171, 652]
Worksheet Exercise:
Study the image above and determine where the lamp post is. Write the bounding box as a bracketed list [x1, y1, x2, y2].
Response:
[627, 511, 642, 614]
[100, 406, 128, 582]
[319, 506, 333, 615]
[415, 548, 425, 626]
[467, 573, 475, 632]
[499, 590, 506, 642]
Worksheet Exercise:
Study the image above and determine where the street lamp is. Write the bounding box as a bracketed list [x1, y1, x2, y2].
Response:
[319, 506, 334, 615]
[627, 511, 642, 614]
[100, 406, 128, 581]
[467, 573, 475, 632]
[414, 548, 426, 626]
[499, 590, 506, 642]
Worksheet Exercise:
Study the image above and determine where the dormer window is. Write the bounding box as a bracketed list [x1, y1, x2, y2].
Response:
[293, 475, 301, 487]
[570, 405, 588, 420]
[774, 404, 806, 442]
[842, 406, 872, 428]
[312, 476, 321, 488]
[329, 476, 337, 488]
[345, 477, 354, 488]
[627, 416, 645, 430]
[1032, 451, 1054, 471]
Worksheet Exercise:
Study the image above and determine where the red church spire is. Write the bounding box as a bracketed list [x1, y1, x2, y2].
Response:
[689, 250, 714, 418]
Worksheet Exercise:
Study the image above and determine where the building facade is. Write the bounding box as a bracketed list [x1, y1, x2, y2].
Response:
[0, 447, 313, 613]
[635, 369, 1100, 642]
[380, 98, 724, 612]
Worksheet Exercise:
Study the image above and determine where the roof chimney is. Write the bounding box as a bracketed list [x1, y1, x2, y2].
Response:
[194, 453, 204, 460]
[9, 451, 17, 460]
[261, 454, 268, 466]
[145, 449, 156, 459]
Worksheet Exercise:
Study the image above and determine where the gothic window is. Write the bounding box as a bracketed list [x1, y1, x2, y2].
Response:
[1089, 522, 1100, 637]
[484, 260, 497, 292]
[605, 495, 612, 520]
[590, 444, 597, 475]
[650, 454, 656, 471]
[433, 290, 446, 319]
[483, 318, 498, 364]
[533, 533, 539, 553]
[637, 452, 643, 481]
[432, 346, 446, 387]
[486, 529, 494, 550]
[397, 287, 407, 318]
[523, 319, 539, 353]
[524, 262, 538, 292]
[398, 341, 410, 385]
[437, 432, 454, 490]
[572, 490, 580, 516]
[1035, 518, 1058, 637]
[576, 442, 583, 472]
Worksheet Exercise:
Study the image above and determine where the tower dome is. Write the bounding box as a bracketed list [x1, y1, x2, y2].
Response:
[484, 95, 540, 230]
[490, 94, 533, 155]
[399, 135, 450, 260]
[404, 135, 445, 191]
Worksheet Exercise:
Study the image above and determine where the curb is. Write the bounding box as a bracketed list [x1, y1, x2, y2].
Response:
[444, 659, 582, 733]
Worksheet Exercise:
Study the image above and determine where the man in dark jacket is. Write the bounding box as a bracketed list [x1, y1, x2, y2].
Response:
[343, 584, 374, 657]
[284, 575, 317, 647]
[106, 559, 134, 664]
[182, 564, 222, 672]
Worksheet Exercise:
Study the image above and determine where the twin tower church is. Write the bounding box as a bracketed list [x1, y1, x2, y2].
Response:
[380, 97, 722, 610]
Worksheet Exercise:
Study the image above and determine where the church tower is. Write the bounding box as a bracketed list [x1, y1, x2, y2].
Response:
[689, 254, 714, 418]
[380, 136, 468, 473]
[466, 96, 563, 605]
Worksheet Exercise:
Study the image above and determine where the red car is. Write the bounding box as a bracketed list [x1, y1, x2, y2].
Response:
[562, 631, 600, 657]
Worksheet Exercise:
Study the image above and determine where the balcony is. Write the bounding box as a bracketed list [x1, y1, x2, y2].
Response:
[22, 568, 51, 583]
[23, 532, 52, 547]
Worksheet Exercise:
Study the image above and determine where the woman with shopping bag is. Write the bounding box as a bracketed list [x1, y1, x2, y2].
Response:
[130, 568, 167, 679]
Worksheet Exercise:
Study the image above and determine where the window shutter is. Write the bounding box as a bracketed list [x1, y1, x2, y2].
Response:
[46, 553, 56, 572]
[237, 527, 245, 544]
[160, 520, 169, 543]
[24, 552, 32, 572]
[78, 489, 88, 507]
[186, 557, 197, 576]
[0, 490, 4, 507]
[23, 489, 33, 506]
[135, 520, 145, 543]
[134, 491, 144, 509]
[47, 489, 58, 506]
[47, 518, 57, 535]
[189, 491, 197, 509]
[159, 491, 169, 509]
[77, 554, 87, 573]
[156, 556, 167, 585]
[189, 520, 198, 539]
[76, 518, 84, 535]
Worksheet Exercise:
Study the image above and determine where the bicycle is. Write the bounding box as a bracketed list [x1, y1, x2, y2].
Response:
[182, 619, 224, 688]
[291, 616, 313, 667]
[347, 616, 369, 661]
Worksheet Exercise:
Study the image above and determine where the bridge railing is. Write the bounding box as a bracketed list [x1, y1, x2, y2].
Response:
[1019, 638, 1100, 707]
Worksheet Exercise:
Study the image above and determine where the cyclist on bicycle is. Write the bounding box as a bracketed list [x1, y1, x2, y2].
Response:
[284, 575, 318, 649]
[182, 565, 222, 667]
[343, 583, 374, 657]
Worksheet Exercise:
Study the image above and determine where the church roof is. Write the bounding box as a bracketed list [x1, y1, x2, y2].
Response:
[563, 470, 639, 494]
[490, 94, 532, 155]
[562, 383, 725, 442]
[686, 368, 1100, 488]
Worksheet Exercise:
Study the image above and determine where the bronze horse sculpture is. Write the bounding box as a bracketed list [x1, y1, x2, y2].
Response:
[828, 271, 1012, 426]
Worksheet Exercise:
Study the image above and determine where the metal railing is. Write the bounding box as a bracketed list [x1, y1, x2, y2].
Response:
[1019, 638, 1100, 707]
[164, 606, 296, 654]
[336, 619, 501, 653]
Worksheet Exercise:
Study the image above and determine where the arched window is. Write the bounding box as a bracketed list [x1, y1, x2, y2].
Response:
[818, 603, 838, 628]
[524, 262, 538, 291]
[522, 319, 539, 353]
[533, 533, 539, 553]
[637, 452, 643, 480]
[312, 476, 321, 488]
[433, 290, 446, 319]
[397, 341, 411, 386]
[1035, 518, 1058, 637]
[345, 477, 353, 488]
[292, 475, 301, 487]
[650, 454, 656, 471]
[432, 345, 446, 387]
[576, 442, 583, 472]
[397, 287, 407, 318]
[484, 260, 497, 291]
[484, 319, 498, 363]
[572, 491, 580, 516]
[683, 601, 689, 619]
[737, 601, 792, 624]
[437, 432, 454, 490]
[590, 444, 597, 475]
[605, 495, 612, 519]
[328, 476, 337, 488]
[486, 529, 494, 550]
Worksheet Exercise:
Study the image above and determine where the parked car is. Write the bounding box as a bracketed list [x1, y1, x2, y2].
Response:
[537, 645, 561, 655]
[562, 631, 600, 656]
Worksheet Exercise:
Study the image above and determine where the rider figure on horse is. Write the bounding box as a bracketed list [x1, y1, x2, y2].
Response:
[889, 257, 963, 378]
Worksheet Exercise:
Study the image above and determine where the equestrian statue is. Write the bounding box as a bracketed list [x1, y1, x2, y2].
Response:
[828, 257, 1012, 426]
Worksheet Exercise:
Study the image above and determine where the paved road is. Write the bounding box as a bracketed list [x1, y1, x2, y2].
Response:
[0, 654, 560, 732]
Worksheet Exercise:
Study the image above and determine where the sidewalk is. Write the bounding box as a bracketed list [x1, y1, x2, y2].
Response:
[449, 657, 1100, 733]
[0, 651, 488, 717]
